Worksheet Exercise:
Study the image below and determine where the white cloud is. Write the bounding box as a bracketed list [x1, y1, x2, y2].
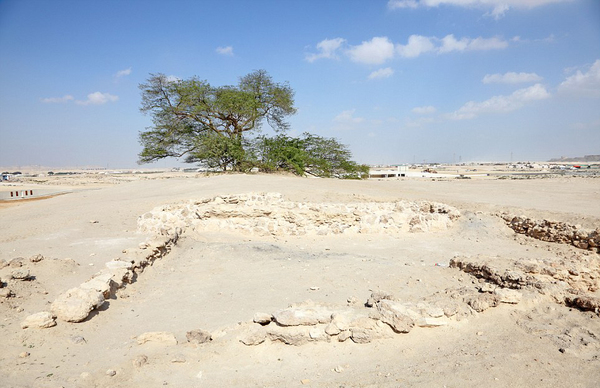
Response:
[333, 109, 364, 124]
[558, 59, 600, 97]
[449, 83, 550, 120]
[439, 34, 508, 53]
[115, 67, 132, 77]
[308, 34, 508, 64]
[368, 67, 394, 80]
[75, 92, 119, 106]
[482, 72, 543, 84]
[412, 105, 437, 114]
[388, 0, 418, 8]
[397, 35, 435, 58]
[216, 46, 234, 56]
[41, 95, 74, 104]
[347, 37, 395, 65]
[388, 0, 574, 18]
[305, 38, 346, 62]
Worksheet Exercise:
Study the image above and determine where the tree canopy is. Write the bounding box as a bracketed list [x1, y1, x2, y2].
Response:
[138, 70, 369, 179]
[138, 70, 296, 168]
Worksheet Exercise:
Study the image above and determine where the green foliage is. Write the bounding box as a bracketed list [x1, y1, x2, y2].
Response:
[137, 70, 368, 179]
[254, 133, 369, 179]
[138, 70, 296, 168]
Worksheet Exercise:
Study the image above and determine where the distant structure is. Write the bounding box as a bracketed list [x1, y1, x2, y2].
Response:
[369, 166, 408, 178]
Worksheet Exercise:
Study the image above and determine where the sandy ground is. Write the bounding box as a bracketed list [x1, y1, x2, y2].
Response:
[1, 173, 599, 387]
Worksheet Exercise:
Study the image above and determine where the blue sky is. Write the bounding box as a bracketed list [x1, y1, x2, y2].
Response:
[0, 0, 599, 168]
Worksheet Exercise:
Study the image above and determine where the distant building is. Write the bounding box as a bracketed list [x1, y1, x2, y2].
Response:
[369, 165, 409, 178]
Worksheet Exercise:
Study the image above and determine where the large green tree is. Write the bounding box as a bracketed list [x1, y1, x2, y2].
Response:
[138, 70, 296, 170]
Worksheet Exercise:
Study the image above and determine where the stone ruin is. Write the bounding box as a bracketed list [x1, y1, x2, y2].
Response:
[137, 192, 461, 237]
[501, 213, 600, 252]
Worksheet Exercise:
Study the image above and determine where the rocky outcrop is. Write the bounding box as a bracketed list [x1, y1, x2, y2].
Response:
[450, 254, 600, 314]
[500, 214, 600, 252]
[138, 192, 461, 237]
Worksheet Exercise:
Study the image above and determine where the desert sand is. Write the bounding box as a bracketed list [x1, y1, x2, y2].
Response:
[1, 172, 599, 387]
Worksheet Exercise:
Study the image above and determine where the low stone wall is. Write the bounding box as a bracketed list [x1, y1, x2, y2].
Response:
[500, 214, 600, 252]
[14, 230, 180, 328]
[138, 192, 461, 237]
[450, 253, 600, 314]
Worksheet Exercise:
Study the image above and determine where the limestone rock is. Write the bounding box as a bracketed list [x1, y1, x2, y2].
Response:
[325, 322, 341, 336]
[137, 331, 178, 346]
[133, 355, 148, 368]
[309, 326, 328, 341]
[337, 330, 352, 342]
[21, 312, 56, 329]
[416, 317, 450, 327]
[467, 294, 499, 312]
[366, 291, 394, 307]
[11, 269, 30, 280]
[267, 326, 310, 346]
[253, 312, 273, 325]
[273, 304, 332, 326]
[186, 329, 212, 344]
[51, 288, 105, 322]
[29, 254, 44, 263]
[240, 329, 267, 346]
[376, 300, 415, 333]
[494, 288, 522, 304]
[0, 288, 13, 298]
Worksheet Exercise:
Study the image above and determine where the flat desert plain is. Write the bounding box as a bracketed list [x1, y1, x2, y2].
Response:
[1, 173, 599, 388]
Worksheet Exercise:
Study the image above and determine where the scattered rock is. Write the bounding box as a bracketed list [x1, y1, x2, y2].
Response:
[137, 331, 178, 346]
[29, 254, 44, 263]
[253, 312, 273, 325]
[11, 268, 30, 280]
[366, 291, 394, 308]
[51, 287, 105, 322]
[9, 257, 24, 267]
[0, 288, 13, 298]
[186, 329, 212, 344]
[171, 354, 186, 363]
[21, 312, 56, 329]
[133, 355, 148, 368]
[467, 294, 499, 313]
[301, 379, 311, 385]
[106, 369, 116, 377]
[19, 352, 30, 358]
[69, 336, 86, 344]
